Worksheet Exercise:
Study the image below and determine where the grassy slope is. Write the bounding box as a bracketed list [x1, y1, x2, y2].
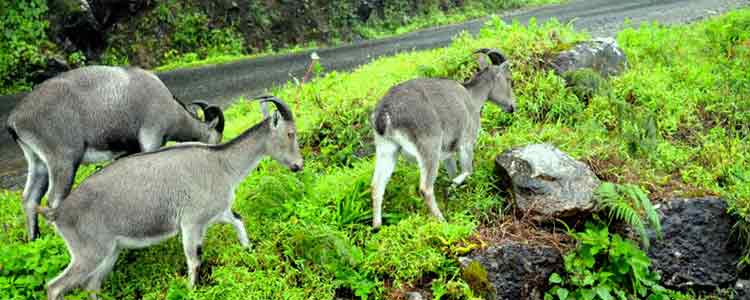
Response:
[1, 10, 749, 300]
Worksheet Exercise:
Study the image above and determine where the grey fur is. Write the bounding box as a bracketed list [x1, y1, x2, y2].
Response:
[6, 65, 225, 241]
[41, 96, 302, 300]
[370, 49, 516, 229]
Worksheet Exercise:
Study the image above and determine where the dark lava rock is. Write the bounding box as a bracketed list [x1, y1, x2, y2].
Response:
[495, 143, 600, 220]
[648, 197, 742, 291]
[460, 242, 563, 300]
[734, 280, 750, 300]
[550, 37, 628, 78]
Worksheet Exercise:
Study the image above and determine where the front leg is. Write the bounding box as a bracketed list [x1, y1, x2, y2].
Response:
[443, 157, 458, 179]
[452, 144, 475, 187]
[138, 129, 164, 153]
[219, 210, 251, 249]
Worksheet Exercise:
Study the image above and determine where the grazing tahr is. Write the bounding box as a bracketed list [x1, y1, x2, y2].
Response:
[370, 49, 516, 229]
[6, 65, 225, 241]
[38, 95, 302, 300]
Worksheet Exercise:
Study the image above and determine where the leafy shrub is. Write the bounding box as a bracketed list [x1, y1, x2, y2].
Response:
[364, 215, 475, 284]
[563, 68, 612, 104]
[594, 182, 662, 248]
[545, 223, 670, 300]
[0, 237, 69, 300]
[0, 0, 52, 93]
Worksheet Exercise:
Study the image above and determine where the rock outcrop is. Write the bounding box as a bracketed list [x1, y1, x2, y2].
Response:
[495, 143, 600, 220]
[549, 37, 628, 78]
[648, 197, 742, 290]
[460, 242, 564, 300]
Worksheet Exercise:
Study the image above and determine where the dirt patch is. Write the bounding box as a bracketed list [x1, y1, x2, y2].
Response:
[474, 216, 572, 254]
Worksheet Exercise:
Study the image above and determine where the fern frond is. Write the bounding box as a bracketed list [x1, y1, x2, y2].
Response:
[594, 182, 662, 249]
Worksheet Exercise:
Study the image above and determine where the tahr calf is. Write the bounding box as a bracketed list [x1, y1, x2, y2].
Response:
[6, 65, 225, 241]
[38, 95, 301, 300]
[370, 49, 516, 229]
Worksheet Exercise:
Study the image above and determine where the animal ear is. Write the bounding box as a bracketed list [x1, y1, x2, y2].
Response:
[499, 61, 511, 78]
[204, 106, 225, 133]
[208, 117, 220, 131]
[476, 54, 491, 70]
[188, 104, 205, 121]
[271, 111, 281, 128]
[260, 101, 270, 118]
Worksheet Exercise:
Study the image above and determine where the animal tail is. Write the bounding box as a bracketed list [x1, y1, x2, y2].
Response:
[36, 205, 59, 222]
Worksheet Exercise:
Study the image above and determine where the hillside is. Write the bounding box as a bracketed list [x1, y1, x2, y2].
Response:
[1, 8, 749, 300]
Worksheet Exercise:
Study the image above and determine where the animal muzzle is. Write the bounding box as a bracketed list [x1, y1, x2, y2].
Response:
[290, 160, 304, 172]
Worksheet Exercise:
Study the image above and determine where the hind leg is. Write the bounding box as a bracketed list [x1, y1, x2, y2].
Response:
[45, 148, 82, 210]
[47, 240, 110, 300]
[371, 136, 399, 230]
[18, 141, 49, 241]
[83, 247, 120, 300]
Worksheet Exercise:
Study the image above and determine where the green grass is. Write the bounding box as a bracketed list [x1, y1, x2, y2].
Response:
[1, 9, 749, 300]
[152, 43, 320, 73]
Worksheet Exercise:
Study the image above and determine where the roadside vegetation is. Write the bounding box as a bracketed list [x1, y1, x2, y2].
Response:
[0, 0, 562, 94]
[1, 7, 749, 300]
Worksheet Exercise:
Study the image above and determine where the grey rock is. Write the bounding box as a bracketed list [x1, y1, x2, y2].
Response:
[550, 37, 628, 78]
[648, 197, 741, 290]
[495, 143, 600, 220]
[461, 242, 563, 300]
[406, 292, 424, 300]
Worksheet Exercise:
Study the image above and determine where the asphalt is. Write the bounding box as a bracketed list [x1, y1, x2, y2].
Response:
[1, 0, 748, 189]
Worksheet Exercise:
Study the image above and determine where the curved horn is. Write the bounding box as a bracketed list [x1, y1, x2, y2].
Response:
[190, 100, 210, 110]
[254, 95, 293, 121]
[474, 48, 507, 65]
[203, 106, 225, 133]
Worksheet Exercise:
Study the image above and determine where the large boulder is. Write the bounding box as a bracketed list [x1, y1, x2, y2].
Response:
[495, 143, 600, 220]
[550, 37, 628, 78]
[460, 242, 564, 300]
[648, 197, 741, 290]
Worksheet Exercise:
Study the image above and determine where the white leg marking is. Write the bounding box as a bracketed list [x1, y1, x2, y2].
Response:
[371, 135, 399, 229]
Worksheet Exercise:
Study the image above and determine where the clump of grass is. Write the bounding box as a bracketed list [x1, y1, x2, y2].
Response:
[461, 260, 496, 299]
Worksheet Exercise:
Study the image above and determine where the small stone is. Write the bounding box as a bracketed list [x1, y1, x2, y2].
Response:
[406, 292, 423, 300]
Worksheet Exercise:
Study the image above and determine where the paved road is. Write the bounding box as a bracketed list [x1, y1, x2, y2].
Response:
[1, 0, 747, 189]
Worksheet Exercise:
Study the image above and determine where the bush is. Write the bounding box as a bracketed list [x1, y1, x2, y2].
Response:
[0, 237, 70, 300]
[545, 222, 670, 300]
[0, 0, 51, 94]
